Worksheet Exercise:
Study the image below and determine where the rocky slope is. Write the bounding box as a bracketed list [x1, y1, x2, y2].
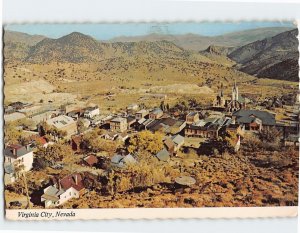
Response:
[228, 29, 299, 81]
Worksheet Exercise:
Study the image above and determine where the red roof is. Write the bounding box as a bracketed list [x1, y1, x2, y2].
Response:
[30, 135, 47, 145]
[7, 144, 23, 150]
[60, 173, 84, 191]
[71, 135, 83, 145]
[83, 155, 98, 166]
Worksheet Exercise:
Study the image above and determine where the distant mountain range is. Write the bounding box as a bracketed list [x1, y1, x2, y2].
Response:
[108, 27, 294, 51]
[3, 27, 299, 82]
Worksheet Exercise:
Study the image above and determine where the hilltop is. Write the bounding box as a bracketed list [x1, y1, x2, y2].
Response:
[229, 29, 299, 81]
[109, 27, 295, 51]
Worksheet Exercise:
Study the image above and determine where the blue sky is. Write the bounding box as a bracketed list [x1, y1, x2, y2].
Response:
[5, 22, 295, 40]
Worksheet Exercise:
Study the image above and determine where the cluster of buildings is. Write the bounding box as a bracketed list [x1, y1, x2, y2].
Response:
[4, 82, 299, 208]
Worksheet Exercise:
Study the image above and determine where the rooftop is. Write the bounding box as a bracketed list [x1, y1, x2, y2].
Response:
[46, 115, 75, 128]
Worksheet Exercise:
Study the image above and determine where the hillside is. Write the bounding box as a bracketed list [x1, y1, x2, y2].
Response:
[109, 27, 294, 51]
[4, 30, 46, 46]
[4, 31, 47, 62]
[228, 29, 299, 81]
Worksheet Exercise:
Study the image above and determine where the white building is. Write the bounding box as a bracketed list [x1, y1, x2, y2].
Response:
[46, 115, 78, 138]
[4, 144, 34, 172]
[41, 173, 84, 207]
[83, 106, 100, 119]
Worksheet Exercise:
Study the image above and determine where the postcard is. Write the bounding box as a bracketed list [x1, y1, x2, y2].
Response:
[3, 22, 299, 220]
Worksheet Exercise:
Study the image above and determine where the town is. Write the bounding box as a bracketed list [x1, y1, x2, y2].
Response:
[4, 80, 299, 209]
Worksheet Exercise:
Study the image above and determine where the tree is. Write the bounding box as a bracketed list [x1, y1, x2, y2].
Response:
[77, 119, 86, 133]
[82, 129, 118, 154]
[13, 163, 31, 209]
[4, 123, 22, 144]
[128, 130, 164, 155]
[258, 127, 280, 144]
[36, 142, 74, 165]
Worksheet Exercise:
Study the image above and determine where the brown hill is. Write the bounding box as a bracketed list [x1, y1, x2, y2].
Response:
[4, 30, 46, 46]
[4, 30, 47, 62]
[109, 27, 294, 51]
[24, 32, 197, 63]
[228, 29, 299, 82]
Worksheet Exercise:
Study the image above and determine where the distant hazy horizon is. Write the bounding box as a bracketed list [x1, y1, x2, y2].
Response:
[5, 22, 295, 40]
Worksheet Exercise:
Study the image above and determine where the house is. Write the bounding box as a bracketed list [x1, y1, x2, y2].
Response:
[30, 110, 57, 125]
[71, 134, 83, 151]
[135, 109, 149, 120]
[232, 110, 276, 131]
[155, 148, 170, 162]
[101, 131, 119, 141]
[171, 134, 185, 152]
[30, 135, 49, 148]
[41, 173, 85, 207]
[149, 108, 163, 120]
[185, 123, 220, 139]
[284, 134, 299, 147]
[46, 115, 78, 138]
[4, 144, 34, 171]
[186, 112, 199, 125]
[83, 106, 100, 119]
[111, 154, 137, 168]
[67, 109, 84, 120]
[146, 117, 186, 135]
[117, 132, 129, 142]
[83, 154, 98, 167]
[126, 116, 136, 129]
[90, 115, 106, 126]
[164, 137, 176, 155]
[110, 117, 128, 132]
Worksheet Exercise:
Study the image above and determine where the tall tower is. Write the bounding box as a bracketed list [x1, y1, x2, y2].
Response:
[232, 80, 239, 101]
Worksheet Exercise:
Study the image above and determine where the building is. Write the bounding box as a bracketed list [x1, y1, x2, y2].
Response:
[146, 117, 186, 135]
[149, 108, 163, 120]
[213, 81, 246, 112]
[135, 109, 149, 120]
[41, 173, 85, 207]
[83, 154, 98, 167]
[232, 110, 276, 131]
[4, 144, 34, 171]
[70, 134, 83, 151]
[126, 116, 136, 129]
[46, 115, 78, 138]
[155, 148, 170, 162]
[185, 117, 223, 139]
[83, 106, 100, 119]
[111, 154, 137, 168]
[185, 124, 220, 139]
[186, 112, 200, 124]
[171, 134, 185, 152]
[110, 117, 128, 132]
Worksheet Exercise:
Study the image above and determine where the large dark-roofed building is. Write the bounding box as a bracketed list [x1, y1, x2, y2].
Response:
[233, 109, 276, 131]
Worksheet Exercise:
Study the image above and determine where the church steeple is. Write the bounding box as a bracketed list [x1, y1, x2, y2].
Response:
[232, 80, 238, 101]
